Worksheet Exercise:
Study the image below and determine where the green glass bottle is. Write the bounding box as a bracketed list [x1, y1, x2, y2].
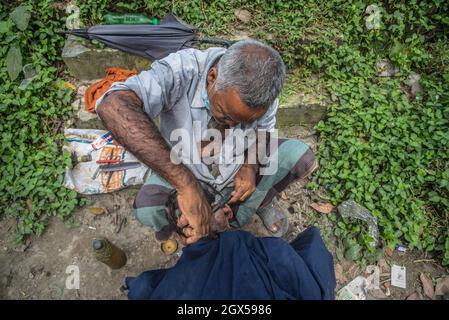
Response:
[104, 13, 158, 25]
[93, 238, 127, 269]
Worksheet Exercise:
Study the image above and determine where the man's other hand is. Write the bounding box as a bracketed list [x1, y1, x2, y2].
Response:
[228, 164, 257, 205]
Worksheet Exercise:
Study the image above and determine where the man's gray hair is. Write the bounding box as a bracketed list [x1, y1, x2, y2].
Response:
[216, 39, 286, 109]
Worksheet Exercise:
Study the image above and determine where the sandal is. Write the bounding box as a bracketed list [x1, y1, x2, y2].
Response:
[256, 200, 289, 237]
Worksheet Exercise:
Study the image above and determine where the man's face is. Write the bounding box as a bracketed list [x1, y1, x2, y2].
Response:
[207, 67, 267, 127]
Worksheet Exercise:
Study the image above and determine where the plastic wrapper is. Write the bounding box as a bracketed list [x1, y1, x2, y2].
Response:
[63, 128, 150, 194]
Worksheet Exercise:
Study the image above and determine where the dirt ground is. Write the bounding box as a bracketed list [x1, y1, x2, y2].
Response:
[0, 176, 448, 300]
[1, 158, 448, 300]
[0, 185, 286, 300]
[0, 188, 172, 299]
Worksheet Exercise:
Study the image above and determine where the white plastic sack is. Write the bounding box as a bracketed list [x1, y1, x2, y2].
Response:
[63, 128, 150, 194]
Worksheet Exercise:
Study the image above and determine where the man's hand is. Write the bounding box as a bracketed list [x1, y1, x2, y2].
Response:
[176, 182, 212, 244]
[228, 164, 257, 205]
[97, 91, 212, 245]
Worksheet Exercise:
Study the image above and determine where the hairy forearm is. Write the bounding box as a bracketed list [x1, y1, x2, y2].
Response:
[96, 90, 196, 191]
[243, 154, 259, 173]
[243, 135, 262, 171]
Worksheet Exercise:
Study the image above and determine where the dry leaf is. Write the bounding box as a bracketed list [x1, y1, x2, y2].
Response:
[26, 199, 33, 211]
[406, 292, 420, 300]
[435, 276, 449, 296]
[377, 259, 389, 273]
[385, 247, 393, 257]
[368, 288, 387, 299]
[88, 207, 107, 216]
[64, 81, 77, 90]
[234, 9, 252, 23]
[420, 272, 434, 299]
[310, 202, 334, 214]
[334, 263, 346, 284]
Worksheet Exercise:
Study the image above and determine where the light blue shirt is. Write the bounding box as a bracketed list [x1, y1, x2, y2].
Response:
[96, 47, 278, 190]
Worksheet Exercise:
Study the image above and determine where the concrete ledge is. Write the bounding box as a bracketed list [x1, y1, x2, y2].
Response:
[277, 76, 330, 129]
[277, 97, 328, 127]
[62, 35, 152, 80]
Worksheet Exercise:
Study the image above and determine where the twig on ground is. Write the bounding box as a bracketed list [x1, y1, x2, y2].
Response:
[413, 259, 435, 263]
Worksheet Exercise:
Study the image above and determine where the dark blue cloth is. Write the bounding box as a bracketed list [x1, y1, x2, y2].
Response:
[125, 227, 336, 300]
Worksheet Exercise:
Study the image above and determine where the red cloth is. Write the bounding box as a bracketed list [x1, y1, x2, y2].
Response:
[84, 67, 137, 113]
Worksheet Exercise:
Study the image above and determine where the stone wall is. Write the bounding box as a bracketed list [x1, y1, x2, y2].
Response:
[62, 35, 152, 80]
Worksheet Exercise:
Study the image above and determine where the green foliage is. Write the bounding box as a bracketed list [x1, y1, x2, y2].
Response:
[309, 1, 449, 264]
[0, 1, 78, 241]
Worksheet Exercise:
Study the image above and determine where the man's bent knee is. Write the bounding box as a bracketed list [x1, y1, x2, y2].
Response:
[291, 145, 318, 179]
[133, 206, 169, 232]
[133, 184, 172, 231]
[278, 139, 318, 179]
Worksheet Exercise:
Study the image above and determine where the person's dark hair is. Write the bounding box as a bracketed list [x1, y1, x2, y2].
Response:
[216, 39, 286, 109]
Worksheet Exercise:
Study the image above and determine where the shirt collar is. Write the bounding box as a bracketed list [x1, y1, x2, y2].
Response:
[191, 49, 225, 109]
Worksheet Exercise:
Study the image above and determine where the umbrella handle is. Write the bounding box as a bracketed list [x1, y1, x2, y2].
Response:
[195, 37, 232, 47]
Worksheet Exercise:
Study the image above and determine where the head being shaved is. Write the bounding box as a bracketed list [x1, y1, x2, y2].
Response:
[216, 39, 286, 109]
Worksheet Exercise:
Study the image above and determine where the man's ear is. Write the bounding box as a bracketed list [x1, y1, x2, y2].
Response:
[207, 66, 218, 86]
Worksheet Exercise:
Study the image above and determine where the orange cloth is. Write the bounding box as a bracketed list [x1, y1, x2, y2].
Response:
[84, 67, 138, 113]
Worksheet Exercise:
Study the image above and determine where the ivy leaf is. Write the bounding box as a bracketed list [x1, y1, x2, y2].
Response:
[429, 195, 441, 203]
[345, 244, 361, 261]
[0, 20, 12, 33]
[10, 5, 31, 31]
[6, 45, 23, 81]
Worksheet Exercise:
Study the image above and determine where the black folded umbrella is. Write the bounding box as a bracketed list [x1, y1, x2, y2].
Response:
[65, 13, 231, 61]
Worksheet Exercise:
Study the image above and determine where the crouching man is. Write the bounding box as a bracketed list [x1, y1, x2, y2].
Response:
[96, 39, 317, 244]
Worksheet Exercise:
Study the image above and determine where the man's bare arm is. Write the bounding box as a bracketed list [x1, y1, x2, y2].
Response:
[96, 90, 194, 190]
[97, 90, 211, 243]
